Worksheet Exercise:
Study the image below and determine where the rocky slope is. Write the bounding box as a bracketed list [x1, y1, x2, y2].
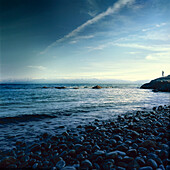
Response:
[140, 75, 170, 92]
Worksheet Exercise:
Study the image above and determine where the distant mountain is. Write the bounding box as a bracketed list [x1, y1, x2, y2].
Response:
[0, 78, 148, 84]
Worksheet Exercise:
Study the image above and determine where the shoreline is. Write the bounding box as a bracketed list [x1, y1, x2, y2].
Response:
[0, 105, 169, 169]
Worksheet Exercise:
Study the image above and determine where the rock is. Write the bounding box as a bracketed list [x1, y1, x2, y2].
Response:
[81, 159, 93, 169]
[93, 163, 100, 170]
[85, 125, 97, 132]
[138, 147, 148, 155]
[127, 149, 137, 157]
[110, 139, 117, 146]
[147, 153, 158, 160]
[73, 87, 79, 89]
[140, 140, 156, 148]
[0, 156, 17, 167]
[55, 87, 66, 89]
[159, 164, 165, 170]
[140, 75, 170, 92]
[122, 156, 134, 163]
[135, 157, 146, 166]
[55, 158, 66, 169]
[74, 144, 84, 153]
[165, 165, 170, 170]
[113, 135, 123, 141]
[92, 85, 102, 89]
[33, 163, 38, 169]
[117, 167, 126, 170]
[127, 159, 140, 169]
[159, 144, 169, 151]
[30, 144, 41, 152]
[117, 162, 128, 168]
[139, 167, 153, 170]
[68, 149, 76, 157]
[59, 151, 68, 157]
[129, 130, 140, 138]
[116, 144, 128, 152]
[103, 160, 114, 170]
[61, 166, 76, 170]
[147, 159, 158, 169]
[93, 150, 105, 157]
[62, 132, 69, 137]
[42, 132, 49, 139]
[159, 150, 168, 160]
[106, 151, 118, 159]
[132, 143, 138, 149]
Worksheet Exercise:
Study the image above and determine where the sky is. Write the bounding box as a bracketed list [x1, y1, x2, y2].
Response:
[1, 0, 170, 81]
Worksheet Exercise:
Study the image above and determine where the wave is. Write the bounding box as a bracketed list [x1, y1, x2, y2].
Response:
[0, 114, 56, 124]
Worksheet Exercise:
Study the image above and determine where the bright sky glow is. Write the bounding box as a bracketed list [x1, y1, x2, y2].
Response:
[1, 0, 170, 81]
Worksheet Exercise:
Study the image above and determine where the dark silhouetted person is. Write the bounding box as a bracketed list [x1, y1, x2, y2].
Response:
[162, 71, 164, 77]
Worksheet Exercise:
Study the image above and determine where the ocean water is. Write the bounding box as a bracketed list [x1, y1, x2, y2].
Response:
[0, 84, 170, 151]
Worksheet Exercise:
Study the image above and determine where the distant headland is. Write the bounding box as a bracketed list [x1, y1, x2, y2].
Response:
[140, 75, 170, 92]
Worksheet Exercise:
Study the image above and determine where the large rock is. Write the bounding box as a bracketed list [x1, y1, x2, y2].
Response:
[140, 75, 170, 92]
[92, 85, 102, 89]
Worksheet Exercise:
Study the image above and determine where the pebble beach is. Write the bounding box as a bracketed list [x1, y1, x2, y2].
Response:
[0, 105, 169, 169]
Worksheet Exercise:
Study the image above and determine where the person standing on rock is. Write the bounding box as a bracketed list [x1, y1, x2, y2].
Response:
[162, 71, 164, 77]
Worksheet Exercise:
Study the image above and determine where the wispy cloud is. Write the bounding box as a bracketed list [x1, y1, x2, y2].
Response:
[27, 65, 47, 70]
[156, 23, 167, 27]
[114, 43, 170, 52]
[146, 52, 170, 61]
[127, 51, 141, 54]
[87, 41, 170, 52]
[87, 0, 98, 17]
[142, 22, 167, 32]
[69, 35, 94, 44]
[41, 0, 135, 54]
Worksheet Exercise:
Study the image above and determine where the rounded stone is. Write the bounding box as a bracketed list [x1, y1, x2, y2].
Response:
[135, 156, 146, 166]
[116, 144, 129, 152]
[61, 166, 76, 170]
[147, 159, 158, 169]
[81, 159, 93, 169]
[139, 166, 153, 170]
[127, 149, 137, 158]
[55, 159, 66, 169]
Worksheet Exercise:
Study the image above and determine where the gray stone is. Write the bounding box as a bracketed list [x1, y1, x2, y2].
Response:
[140, 140, 156, 149]
[139, 167, 153, 170]
[122, 156, 134, 163]
[81, 159, 93, 169]
[103, 160, 114, 170]
[136, 156, 146, 166]
[106, 151, 118, 159]
[127, 149, 137, 157]
[61, 166, 76, 170]
[55, 158, 66, 169]
[159, 164, 165, 170]
[147, 159, 158, 169]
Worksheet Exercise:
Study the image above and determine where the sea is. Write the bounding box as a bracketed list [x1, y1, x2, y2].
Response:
[0, 84, 170, 151]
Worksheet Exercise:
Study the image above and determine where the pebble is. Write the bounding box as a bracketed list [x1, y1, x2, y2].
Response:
[61, 166, 76, 170]
[147, 159, 158, 169]
[55, 158, 66, 169]
[81, 159, 93, 169]
[135, 156, 146, 166]
[139, 167, 153, 170]
[127, 149, 137, 157]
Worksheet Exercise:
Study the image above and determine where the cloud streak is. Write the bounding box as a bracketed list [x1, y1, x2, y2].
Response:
[41, 0, 135, 54]
[27, 65, 47, 70]
[114, 43, 170, 52]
